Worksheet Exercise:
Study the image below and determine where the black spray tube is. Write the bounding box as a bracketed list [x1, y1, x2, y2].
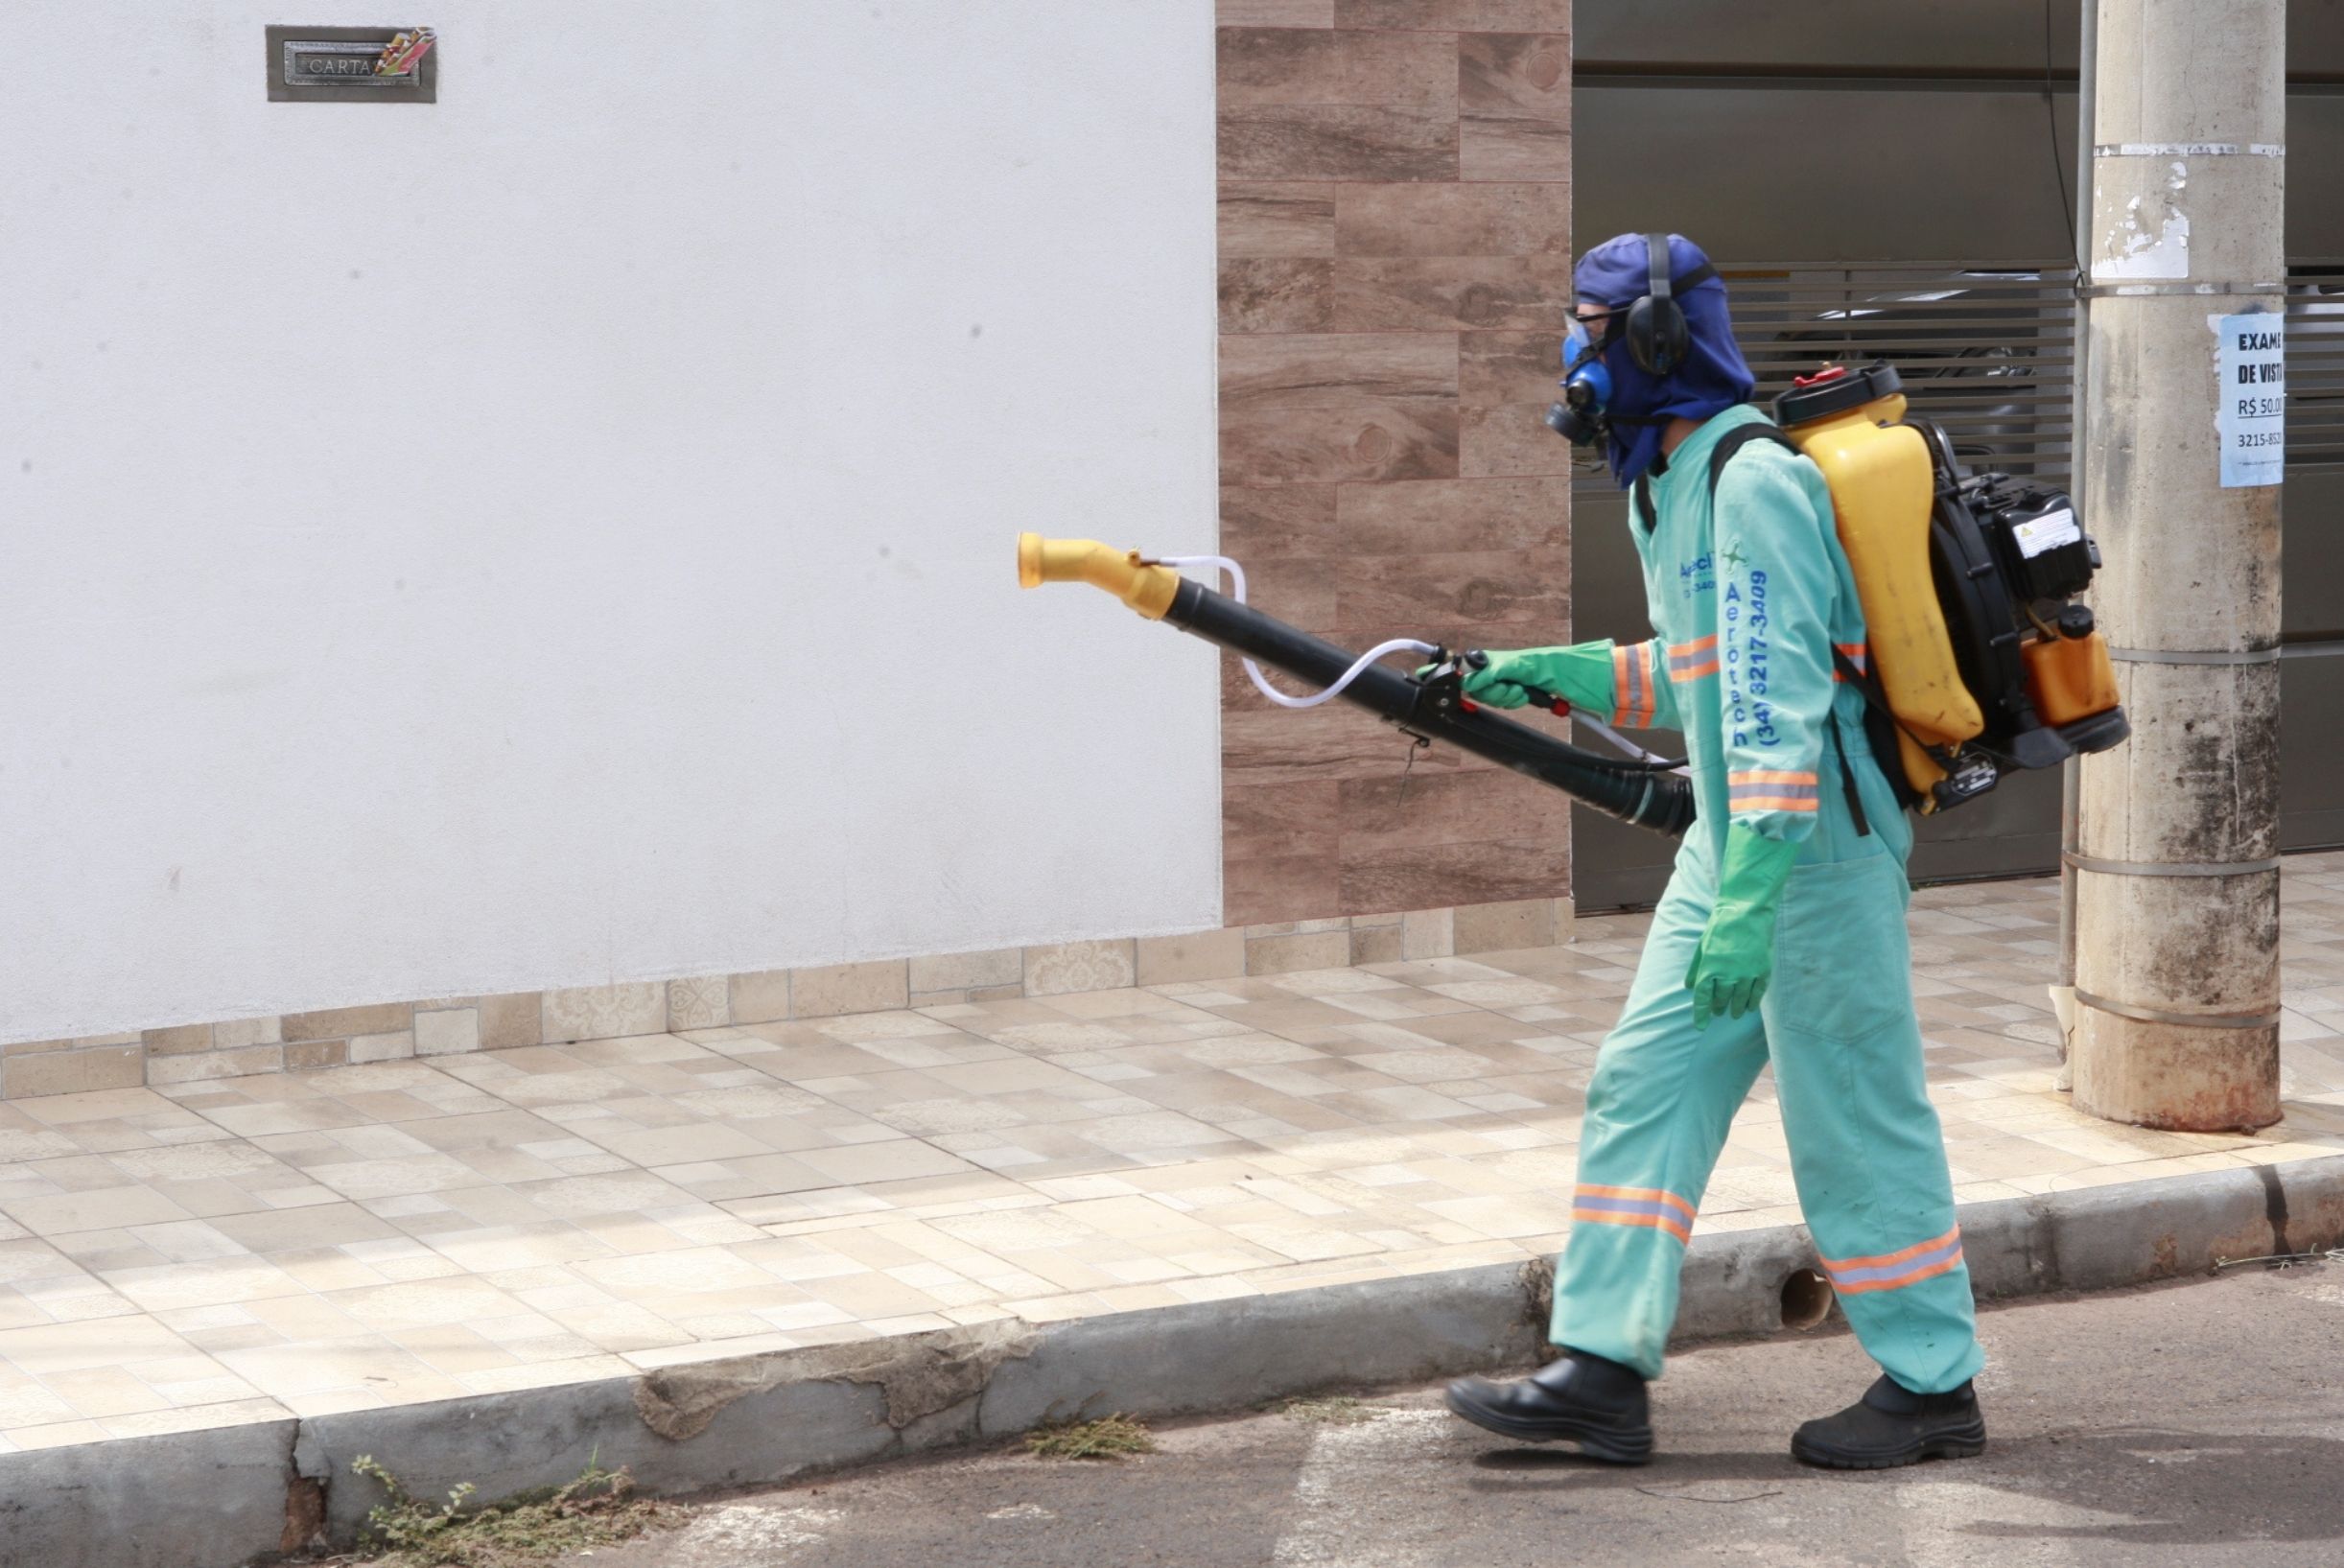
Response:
[1162, 578, 1695, 838]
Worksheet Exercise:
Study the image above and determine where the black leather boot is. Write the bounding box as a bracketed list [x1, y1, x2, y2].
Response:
[1791, 1373, 1986, 1469]
[1443, 1349, 1654, 1464]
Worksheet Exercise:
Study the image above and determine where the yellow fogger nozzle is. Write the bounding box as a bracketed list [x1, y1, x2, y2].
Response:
[1015, 533, 1183, 620]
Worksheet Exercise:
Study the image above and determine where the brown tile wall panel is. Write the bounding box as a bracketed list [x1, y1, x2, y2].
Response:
[1340, 836, 1574, 914]
[1218, 3, 1572, 927]
[1460, 33, 1570, 118]
[1333, 182, 1568, 256]
[1241, 555, 1345, 628]
[1219, 108, 1460, 183]
[1460, 326, 1576, 479]
[1458, 328, 1561, 404]
[1337, 768, 1570, 854]
[1336, 0, 1563, 30]
[1225, 702, 1481, 790]
[1220, 258, 1335, 334]
[1333, 477, 1568, 554]
[1222, 330, 1461, 400]
[1219, 333, 1460, 486]
[1219, 184, 1338, 258]
[1460, 401, 1575, 479]
[1460, 34, 1571, 181]
[1220, 482, 1342, 558]
[1218, 400, 1463, 487]
[1219, 28, 1460, 110]
[1331, 254, 1572, 332]
[1222, 0, 1335, 27]
[1225, 782, 1344, 927]
[1463, 116, 1571, 184]
[1335, 548, 1570, 635]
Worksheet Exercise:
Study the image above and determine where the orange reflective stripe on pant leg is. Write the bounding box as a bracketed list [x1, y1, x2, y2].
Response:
[1819, 1226, 1965, 1295]
[1572, 1183, 1697, 1245]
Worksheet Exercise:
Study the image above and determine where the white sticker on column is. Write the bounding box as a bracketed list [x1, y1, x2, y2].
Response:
[2096, 192, 2191, 281]
[2212, 312, 2285, 488]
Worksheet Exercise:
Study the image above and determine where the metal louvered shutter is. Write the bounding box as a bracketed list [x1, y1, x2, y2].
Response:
[1719, 263, 2078, 482]
[2292, 262, 2344, 466]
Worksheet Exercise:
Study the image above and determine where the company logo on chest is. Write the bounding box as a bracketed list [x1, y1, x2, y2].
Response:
[1675, 552, 1715, 602]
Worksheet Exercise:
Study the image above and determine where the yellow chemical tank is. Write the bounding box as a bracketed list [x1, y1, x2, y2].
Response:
[1775, 369, 1982, 807]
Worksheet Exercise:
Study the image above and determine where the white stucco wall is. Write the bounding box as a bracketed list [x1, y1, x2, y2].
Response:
[0, 4, 1221, 1043]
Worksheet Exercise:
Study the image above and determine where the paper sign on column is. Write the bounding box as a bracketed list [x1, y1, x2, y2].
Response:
[2213, 311, 2285, 488]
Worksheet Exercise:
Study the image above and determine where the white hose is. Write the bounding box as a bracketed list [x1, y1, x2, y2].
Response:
[1160, 555, 1683, 777]
[1158, 555, 1438, 710]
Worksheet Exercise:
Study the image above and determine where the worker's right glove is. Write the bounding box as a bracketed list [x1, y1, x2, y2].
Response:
[1684, 825, 1801, 1029]
[1432, 642, 1617, 713]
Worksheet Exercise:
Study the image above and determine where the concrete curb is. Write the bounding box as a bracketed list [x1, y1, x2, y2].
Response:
[9, 1155, 2342, 1568]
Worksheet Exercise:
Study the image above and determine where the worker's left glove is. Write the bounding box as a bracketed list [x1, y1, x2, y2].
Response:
[1418, 642, 1616, 713]
[1684, 825, 1801, 1029]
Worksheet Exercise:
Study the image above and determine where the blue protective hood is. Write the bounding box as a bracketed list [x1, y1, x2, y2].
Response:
[1574, 233, 1756, 487]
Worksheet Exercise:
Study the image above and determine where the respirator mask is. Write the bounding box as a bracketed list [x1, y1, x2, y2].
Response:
[1544, 316, 1616, 448]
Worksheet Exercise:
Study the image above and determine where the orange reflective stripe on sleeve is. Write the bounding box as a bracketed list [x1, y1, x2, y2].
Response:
[1612, 644, 1659, 726]
[1665, 634, 1720, 684]
[1727, 769, 1820, 813]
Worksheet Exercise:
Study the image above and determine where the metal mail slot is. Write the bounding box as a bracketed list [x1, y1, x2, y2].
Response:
[282, 40, 418, 85]
[266, 25, 437, 104]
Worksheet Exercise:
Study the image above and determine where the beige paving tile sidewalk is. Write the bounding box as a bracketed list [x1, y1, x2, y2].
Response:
[2, 856, 2341, 1453]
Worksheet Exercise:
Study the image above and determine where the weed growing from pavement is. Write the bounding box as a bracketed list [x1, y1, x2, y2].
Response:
[335, 1453, 678, 1565]
[1275, 1396, 1383, 1425]
[1025, 1414, 1158, 1461]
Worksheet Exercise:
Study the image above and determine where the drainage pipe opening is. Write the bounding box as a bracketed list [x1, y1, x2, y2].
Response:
[1779, 1268, 1835, 1331]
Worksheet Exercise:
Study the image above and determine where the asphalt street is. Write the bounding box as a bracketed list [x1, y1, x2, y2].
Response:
[579, 1265, 2344, 1568]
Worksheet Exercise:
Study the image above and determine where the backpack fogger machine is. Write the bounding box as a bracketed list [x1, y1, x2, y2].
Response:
[1770, 363, 2128, 811]
[1015, 360, 2126, 838]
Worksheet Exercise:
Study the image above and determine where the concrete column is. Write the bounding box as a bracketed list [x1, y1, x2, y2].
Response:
[2070, 0, 2286, 1132]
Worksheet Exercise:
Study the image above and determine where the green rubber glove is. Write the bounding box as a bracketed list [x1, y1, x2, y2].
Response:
[1684, 825, 1801, 1029]
[1418, 642, 1616, 713]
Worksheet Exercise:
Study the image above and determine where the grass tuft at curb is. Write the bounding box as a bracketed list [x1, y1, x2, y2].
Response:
[327, 1455, 678, 1566]
[1025, 1415, 1157, 1462]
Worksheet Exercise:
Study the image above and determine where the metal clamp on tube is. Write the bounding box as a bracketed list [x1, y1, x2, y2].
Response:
[1016, 534, 1696, 839]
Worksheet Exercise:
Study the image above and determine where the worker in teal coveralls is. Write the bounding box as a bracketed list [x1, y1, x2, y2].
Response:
[1442, 234, 1987, 1469]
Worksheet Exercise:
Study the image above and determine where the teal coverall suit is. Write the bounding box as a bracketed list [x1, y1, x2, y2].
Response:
[1552, 404, 1984, 1395]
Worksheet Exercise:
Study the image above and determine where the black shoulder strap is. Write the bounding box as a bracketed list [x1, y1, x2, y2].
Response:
[1705, 421, 1802, 500]
[1834, 646, 1925, 821]
[1637, 420, 1794, 534]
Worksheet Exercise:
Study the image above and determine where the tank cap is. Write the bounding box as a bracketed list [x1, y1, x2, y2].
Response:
[1772, 361, 1904, 428]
